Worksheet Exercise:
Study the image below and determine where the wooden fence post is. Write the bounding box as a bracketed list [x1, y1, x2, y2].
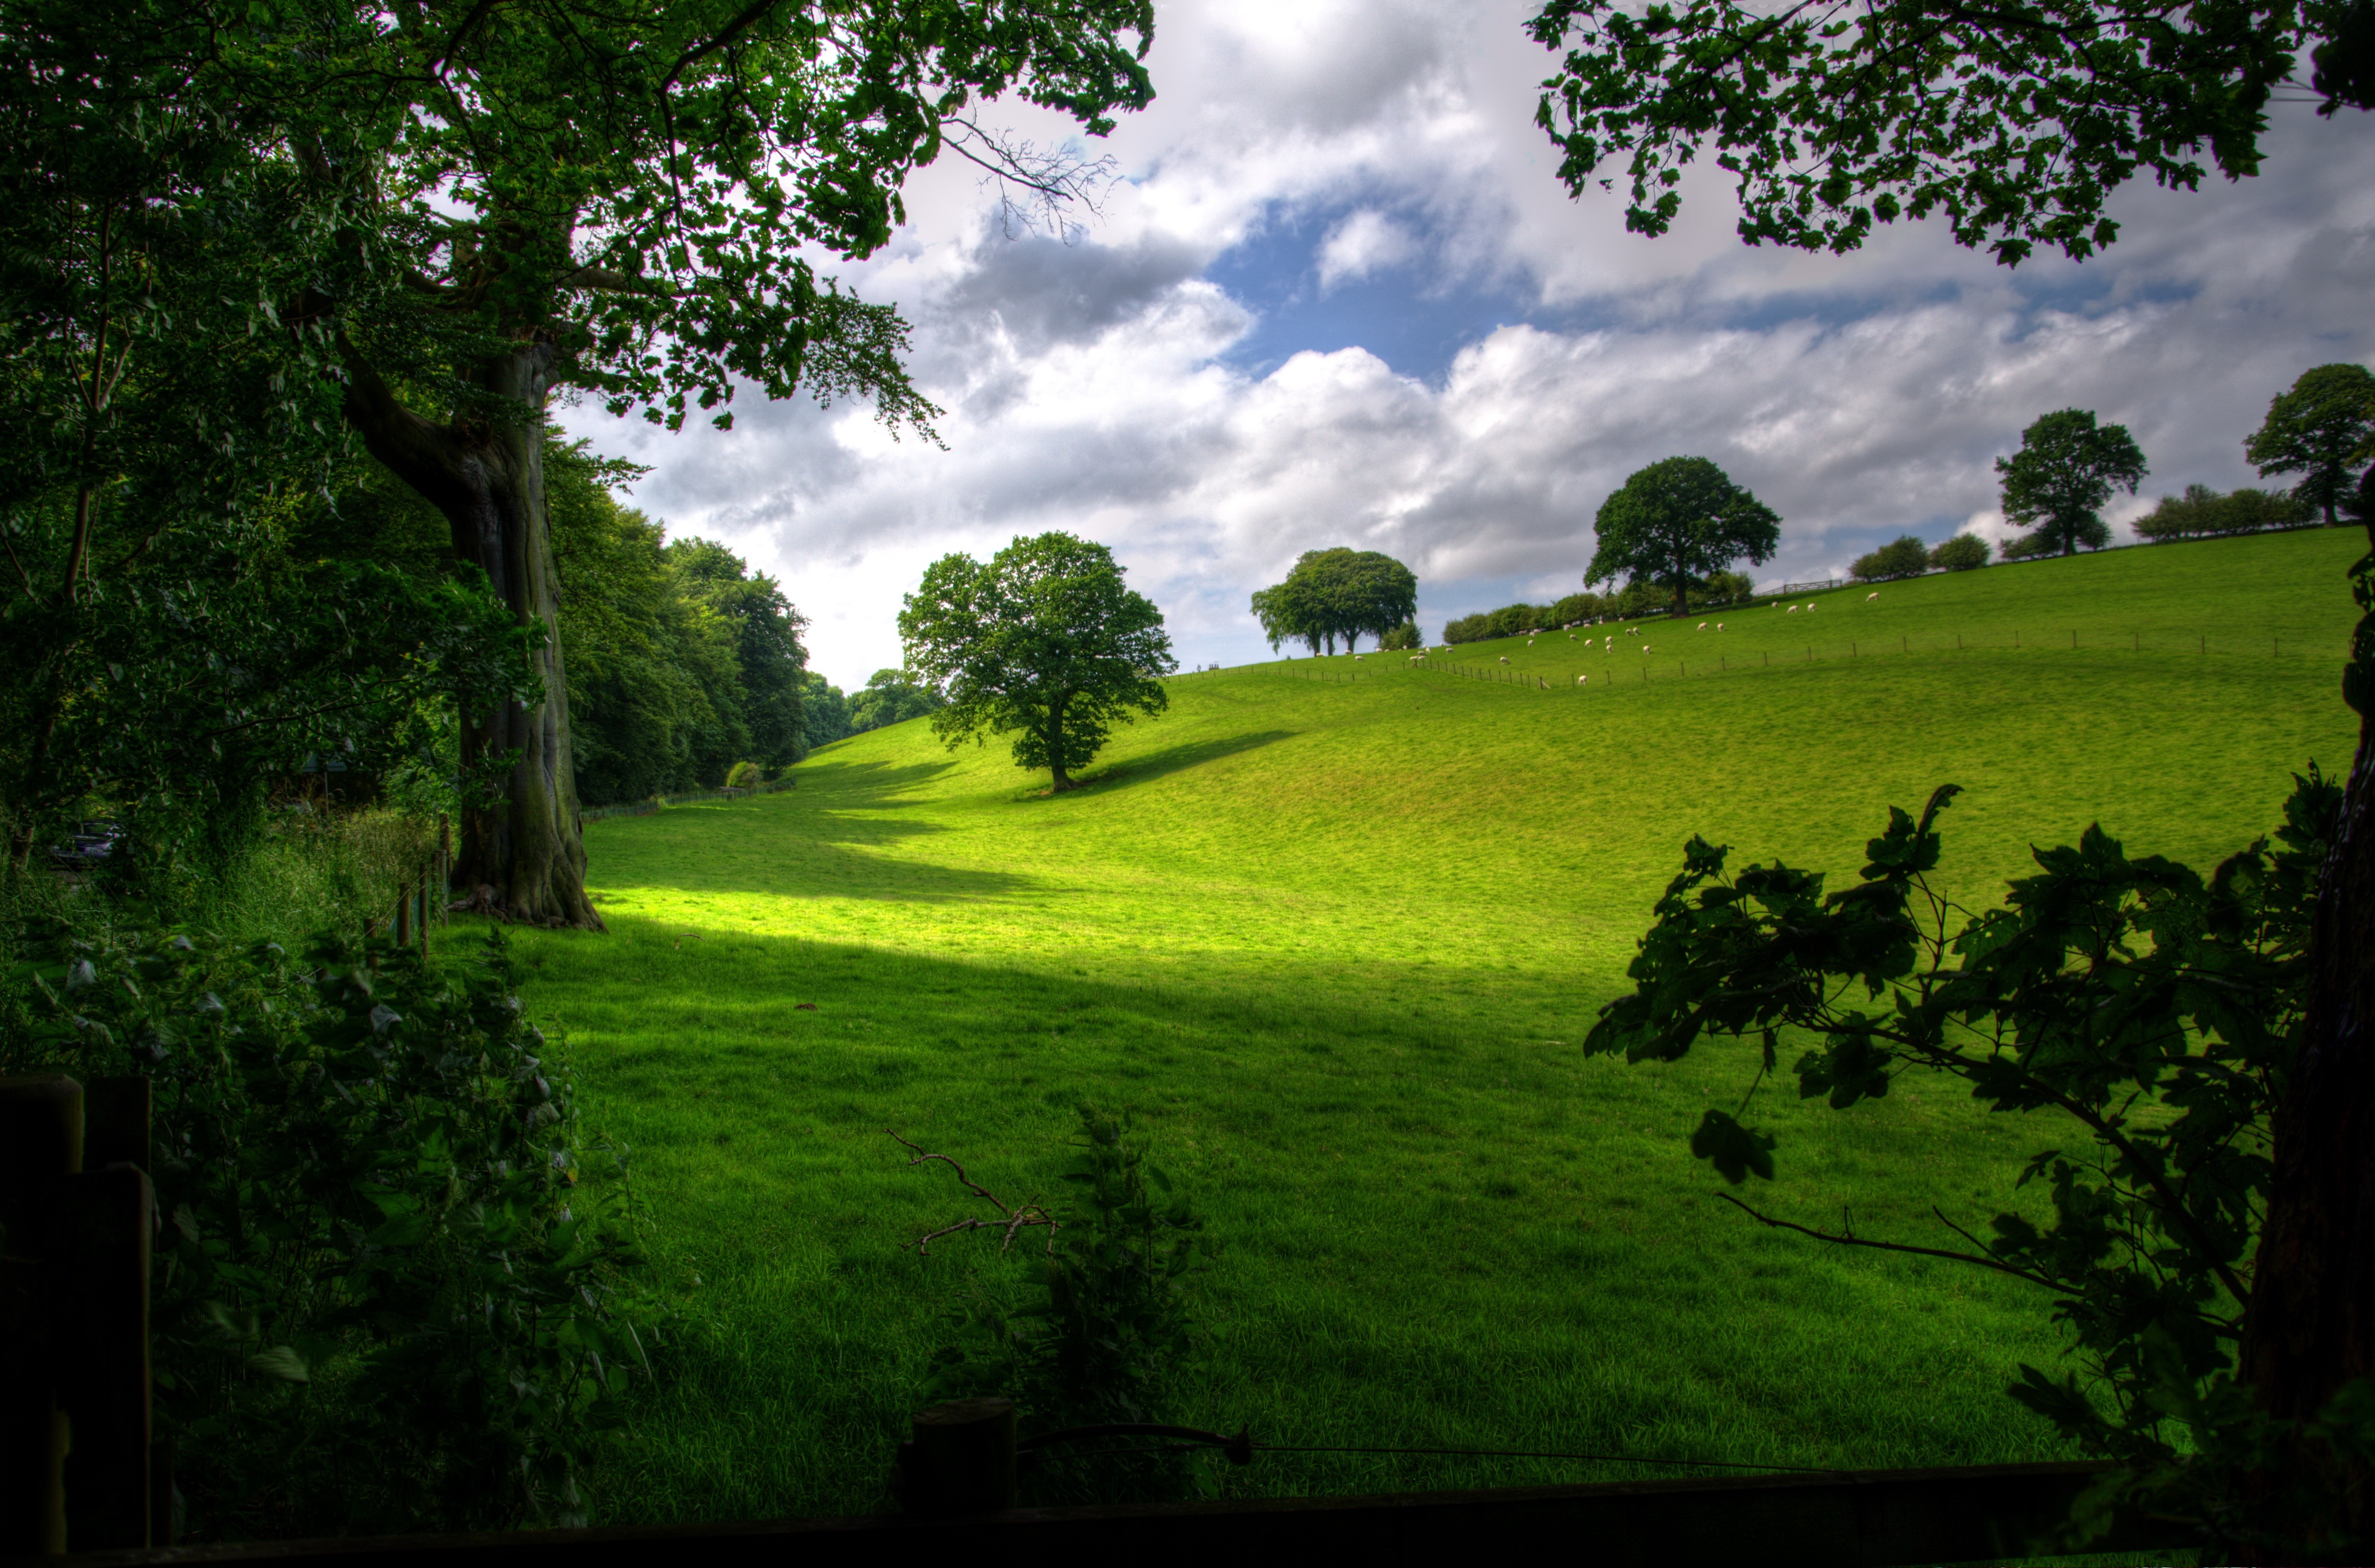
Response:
[897, 1398, 1016, 1516]
[0, 1076, 80, 1557]
[60, 1165, 151, 1551]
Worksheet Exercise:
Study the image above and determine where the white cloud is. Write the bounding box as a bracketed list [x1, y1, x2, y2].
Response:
[1317, 210, 1418, 289]
[558, 0, 2375, 687]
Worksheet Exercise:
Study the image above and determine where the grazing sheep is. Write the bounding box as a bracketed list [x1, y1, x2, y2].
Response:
[1527, 637, 1536, 644]
[1568, 633, 1577, 640]
[1807, 603, 1816, 611]
[1576, 673, 1588, 685]
[1866, 591, 1879, 600]
[1499, 655, 1510, 664]
[1716, 622, 1724, 630]
[1787, 605, 1800, 614]
[1698, 621, 1707, 630]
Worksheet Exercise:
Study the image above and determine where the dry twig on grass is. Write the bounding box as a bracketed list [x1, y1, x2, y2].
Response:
[889, 1129, 1061, 1257]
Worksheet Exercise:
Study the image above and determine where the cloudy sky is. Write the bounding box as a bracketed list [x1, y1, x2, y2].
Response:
[557, 0, 2375, 690]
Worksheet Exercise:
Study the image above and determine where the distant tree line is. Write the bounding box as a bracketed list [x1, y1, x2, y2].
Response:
[797, 669, 948, 750]
[547, 441, 811, 806]
[1851, 533, 1991, 581]
[1443, 572, 1754, 644]
[1252, 548, 1420, 654]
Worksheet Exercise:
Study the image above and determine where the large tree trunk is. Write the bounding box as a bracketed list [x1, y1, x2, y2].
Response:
[339, 340, 602, 930]
[2238, 509, 2375, 1555]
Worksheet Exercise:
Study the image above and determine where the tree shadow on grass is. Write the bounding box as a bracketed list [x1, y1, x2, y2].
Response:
[1026, 729, 1297, 800]
[589, 758, 1043, 905]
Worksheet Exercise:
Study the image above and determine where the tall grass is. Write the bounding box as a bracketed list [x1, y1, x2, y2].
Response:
[0, 807, 433, 959]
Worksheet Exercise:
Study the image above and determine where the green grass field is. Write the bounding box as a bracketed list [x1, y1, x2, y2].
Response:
[498, 527, 2364, 1529]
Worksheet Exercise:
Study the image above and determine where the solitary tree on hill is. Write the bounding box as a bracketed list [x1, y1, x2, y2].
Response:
[1251, 548, 1419, 655]
[206, 0, 1155, 925]
[2246, 364, 2375, 529]
[900, 533, 1174, 792]
[1996, 411, 2147, 558]
[1586, 457, 1780, 617]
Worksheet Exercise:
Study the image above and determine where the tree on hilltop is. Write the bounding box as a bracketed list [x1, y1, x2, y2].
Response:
[1851, 535, 1930, 582]
[1251, 548, 1418, 655]
[901, 533, 1173, 792]
[1586, 457, 1779, 617]
[1997, 411, 2147, 558]
[2246, 364, 2375, 529]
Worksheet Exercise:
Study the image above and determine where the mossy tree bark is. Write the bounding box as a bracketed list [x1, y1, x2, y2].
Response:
[339, 341, 601, 930]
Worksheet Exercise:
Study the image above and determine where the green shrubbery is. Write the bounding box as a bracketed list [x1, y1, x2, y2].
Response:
[2135, 484, 2316, 542]
[1850, 535, 1931, 581]
[1443, 572, 1755, 644]
[1929, 534, 1991, 571]
[0, 919, 670, 1540]
[920, 1106, 1217, 1505]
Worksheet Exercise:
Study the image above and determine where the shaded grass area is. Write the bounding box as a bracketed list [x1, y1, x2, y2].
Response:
[495, 526, 2361, 1528]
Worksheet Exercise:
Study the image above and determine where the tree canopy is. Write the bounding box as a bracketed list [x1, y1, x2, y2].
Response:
[62, 0, 1158, 925]
[900, 533, 1174, 790]
[849, 669, 949, 734]
[1997, 410, 2148, 558]
[2245, 363, 2375, 528]
[1586, 457, 1779, 616]
[1530, 0, 2375, 266]
[1251, 548, 1420, 656]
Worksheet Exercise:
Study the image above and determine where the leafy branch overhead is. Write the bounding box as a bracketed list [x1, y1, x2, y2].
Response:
[1530, 0, 2375, 266]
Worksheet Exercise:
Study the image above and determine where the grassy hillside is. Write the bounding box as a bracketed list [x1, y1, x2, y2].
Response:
[502, 526, 2363, 1527]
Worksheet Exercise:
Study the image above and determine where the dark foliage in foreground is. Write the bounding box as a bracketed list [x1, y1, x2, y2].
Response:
[1584, 773, 2375, 1557]
[1, 923, 670, 1539]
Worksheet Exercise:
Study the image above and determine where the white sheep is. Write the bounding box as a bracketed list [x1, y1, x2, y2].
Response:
[1353, 655, 1364, 661]
[1527, 637, 1536, 644]
[1576, 673, 1588, 685]
[1716, 622, 1725, 631]
[1568, 633, 1577, 640]
[1499, 655, 1510, 664]
[1866, 591, 1879, 600]
[1807, 603, 1816, 612]
[1787, 605, 1800, 614]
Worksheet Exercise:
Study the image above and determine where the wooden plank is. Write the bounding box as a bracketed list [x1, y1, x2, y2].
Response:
[0, 1074, 81, 1557]
[61, 1165, 153, 1551]
[51, 1459, 2185, 1568]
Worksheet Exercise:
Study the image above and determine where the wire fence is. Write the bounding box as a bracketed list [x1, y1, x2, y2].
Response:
[1394, 629, 2326, 696]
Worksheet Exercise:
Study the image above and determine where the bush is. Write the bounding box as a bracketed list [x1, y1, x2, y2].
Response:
[1851, 535, 1931, 582]
[1377, 620, 1423, 651]
[1484, 604, 1531, 638]
[1929, 534, 1991, 571]
[2001, 529, 2062, 559]
[921, 1106, 1216, 1505]
[0, 921, 669, 1540]
[1442, 613, 1489, 644]
[2135, 484, 2316, 541]
[725, 760, 762, 790]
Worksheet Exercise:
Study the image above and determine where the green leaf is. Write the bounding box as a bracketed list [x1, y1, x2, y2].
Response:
[1688, 1109, 1777, 1184]
[246, 1345, 310, 1383]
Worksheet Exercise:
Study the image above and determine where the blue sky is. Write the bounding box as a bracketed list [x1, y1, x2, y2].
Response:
[560, 0, 2375, 690]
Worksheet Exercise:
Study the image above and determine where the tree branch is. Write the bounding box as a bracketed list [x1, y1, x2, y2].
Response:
[1715, 1191, 2068, 1291]
[889, 1129, 1060, 1257]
